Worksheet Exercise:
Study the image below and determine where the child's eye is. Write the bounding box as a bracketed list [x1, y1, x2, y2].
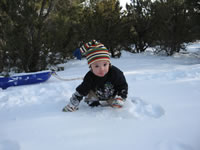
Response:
[103, 63, 107, 67]
[95, 65, 99, 68]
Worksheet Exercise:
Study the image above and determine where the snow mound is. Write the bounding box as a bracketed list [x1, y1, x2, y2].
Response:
[124, 65, 200, 81]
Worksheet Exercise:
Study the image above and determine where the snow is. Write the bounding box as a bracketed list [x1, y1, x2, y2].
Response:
[1, 42, 200, 150]
[120, 0, 131, 9]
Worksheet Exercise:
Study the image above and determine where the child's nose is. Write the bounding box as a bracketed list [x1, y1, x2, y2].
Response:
[99, 66, 104, 71]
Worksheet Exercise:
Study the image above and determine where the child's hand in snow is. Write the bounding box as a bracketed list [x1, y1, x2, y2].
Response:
[62, 102, 79, 112]
[111, 96, 125, 108]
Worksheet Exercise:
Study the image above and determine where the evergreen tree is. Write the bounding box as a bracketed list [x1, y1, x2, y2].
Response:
[151, 0, 191, 55]
[185, 0, 200, 41]
[0, 0, 54, 73]
[44, 0, 85, 66]
[125, 0, 153, 53]
[81, 0, 124, 57]
[1, 0, 199, 74]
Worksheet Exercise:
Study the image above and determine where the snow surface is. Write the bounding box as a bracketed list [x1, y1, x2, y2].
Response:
[1, 42, 200, 150]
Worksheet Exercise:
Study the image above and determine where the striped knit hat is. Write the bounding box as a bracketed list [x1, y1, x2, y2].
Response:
[80, 40, 110, 65]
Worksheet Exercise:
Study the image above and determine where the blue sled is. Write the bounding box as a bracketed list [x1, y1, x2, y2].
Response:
[0, 71, 52, 90]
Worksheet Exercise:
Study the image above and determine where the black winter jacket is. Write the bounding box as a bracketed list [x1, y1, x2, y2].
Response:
[76, 65, 128, 101]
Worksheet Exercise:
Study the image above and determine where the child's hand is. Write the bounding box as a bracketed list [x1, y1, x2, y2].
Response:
[63, 91, 82, 112]
[62, 103, 78, 112]
[111, 96, 125, 108]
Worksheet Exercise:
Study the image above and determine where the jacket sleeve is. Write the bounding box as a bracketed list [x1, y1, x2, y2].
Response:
[116, 73, 128, 99]
[76, 71, 92, 97]
[112, 67, 128, 99]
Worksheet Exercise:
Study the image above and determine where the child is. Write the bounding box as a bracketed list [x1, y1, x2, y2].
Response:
[63, 40, 128, 112]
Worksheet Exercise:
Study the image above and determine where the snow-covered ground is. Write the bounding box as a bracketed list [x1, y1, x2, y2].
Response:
[0, 42, 200, 150]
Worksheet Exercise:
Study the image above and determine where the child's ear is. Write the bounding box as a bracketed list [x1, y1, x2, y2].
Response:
[89, 65, 93, 71]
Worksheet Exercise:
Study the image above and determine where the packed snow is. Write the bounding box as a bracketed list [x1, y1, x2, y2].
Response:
[0, 42, 200, 150]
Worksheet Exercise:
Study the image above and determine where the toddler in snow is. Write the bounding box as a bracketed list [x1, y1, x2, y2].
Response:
[63, 40, 128, 112]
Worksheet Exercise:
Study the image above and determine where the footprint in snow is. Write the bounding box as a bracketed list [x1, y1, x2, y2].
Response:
[125, 97, 165, 119]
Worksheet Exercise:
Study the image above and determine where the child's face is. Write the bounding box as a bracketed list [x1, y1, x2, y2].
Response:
[91, 60, 110, 77]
